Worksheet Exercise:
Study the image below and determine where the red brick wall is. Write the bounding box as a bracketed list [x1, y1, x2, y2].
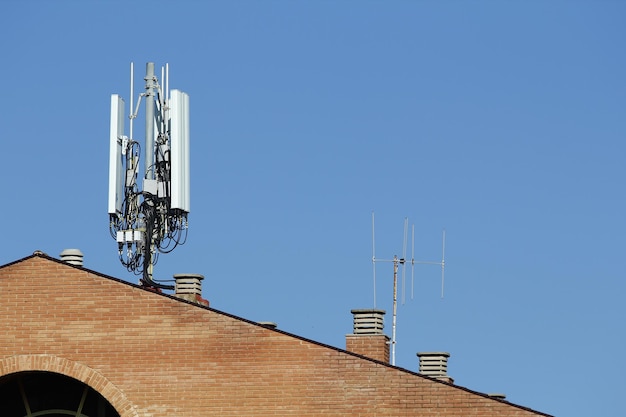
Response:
[345, 334, 390, 363]
[0, 255, 550, 417]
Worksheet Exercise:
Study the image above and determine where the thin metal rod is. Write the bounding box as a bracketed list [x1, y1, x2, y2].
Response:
[133, 94, 144, 121]
[160, 67, 167, 109]
[414, 260, 442, 265]
[145, 62, 156, 180]
[411, 223, 415, 300]
[401, 218, 408, 305]
[441, 229, 446, 298]
[166, 63, 169, 102]
[372, 211, 377, 307]
[130, 62, 134, 140]
[391, 256, 398, 366]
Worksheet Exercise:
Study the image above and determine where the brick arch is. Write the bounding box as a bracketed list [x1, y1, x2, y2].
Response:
[0, 354, 138, 417]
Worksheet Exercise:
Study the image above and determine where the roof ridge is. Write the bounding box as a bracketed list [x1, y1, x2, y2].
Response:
[0, 252, 553, 417]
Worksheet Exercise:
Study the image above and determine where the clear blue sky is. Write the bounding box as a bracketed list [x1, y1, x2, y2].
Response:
[2, 1, 624, 416]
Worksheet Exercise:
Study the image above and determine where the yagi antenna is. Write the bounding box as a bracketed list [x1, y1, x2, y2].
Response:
[371, 212, 446, 366]
[108, 62, 191, 289]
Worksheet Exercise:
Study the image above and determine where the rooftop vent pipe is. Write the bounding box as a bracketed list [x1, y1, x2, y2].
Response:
[60, 249, 84, 266]
[174, 273, 209, 306]
[417, 351, 454, 383]
[351, 309, 386, 335]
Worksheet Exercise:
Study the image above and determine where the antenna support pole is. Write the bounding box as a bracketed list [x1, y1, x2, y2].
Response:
[129, 62, 134, 140]
[144, 62, 156, 180]
[391, 255, 399, 366]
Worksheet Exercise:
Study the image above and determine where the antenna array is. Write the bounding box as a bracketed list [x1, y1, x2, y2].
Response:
[371, 212, 445, 366]
[108, 62, 190, 289]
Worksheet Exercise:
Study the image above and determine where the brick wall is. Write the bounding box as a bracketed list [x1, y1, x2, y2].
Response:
[345, 334, 390, 363]
[0, 254, 551, 417]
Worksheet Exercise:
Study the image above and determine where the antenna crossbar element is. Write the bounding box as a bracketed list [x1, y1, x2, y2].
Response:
[412, 229, 446, 298]
[108, 62, 191, 289]
[370, 212, 446, 366]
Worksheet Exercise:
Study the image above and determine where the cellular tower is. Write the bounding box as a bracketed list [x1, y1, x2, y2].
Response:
[108, 62, 190, 289]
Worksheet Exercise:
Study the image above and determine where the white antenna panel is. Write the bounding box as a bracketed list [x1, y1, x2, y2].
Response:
[108, 94, 125, 215]
[108, 63, 191, 289]
[169, 89, 190, 213]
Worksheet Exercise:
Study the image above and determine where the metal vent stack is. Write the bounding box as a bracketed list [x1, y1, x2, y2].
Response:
[351, 309, 385, 335]
[174, 273, 209, 306]
[60, 249, 84, 267]
[417, 352, 453, 383]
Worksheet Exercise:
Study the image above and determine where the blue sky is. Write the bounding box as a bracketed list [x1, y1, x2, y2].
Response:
[2, 1, 625, 415]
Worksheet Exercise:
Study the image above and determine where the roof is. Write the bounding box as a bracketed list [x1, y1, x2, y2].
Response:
[0, 251, 553, 417]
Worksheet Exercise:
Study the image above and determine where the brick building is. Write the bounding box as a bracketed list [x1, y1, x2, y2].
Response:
[0, 252, 552, 416]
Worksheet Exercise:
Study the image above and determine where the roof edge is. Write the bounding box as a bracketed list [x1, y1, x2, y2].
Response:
[0, 252, 553, 417]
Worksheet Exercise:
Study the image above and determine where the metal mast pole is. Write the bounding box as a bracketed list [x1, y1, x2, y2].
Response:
[143, 62, 156, 286]
[391, 255, 399, 366]
[144, 62, 156, 180]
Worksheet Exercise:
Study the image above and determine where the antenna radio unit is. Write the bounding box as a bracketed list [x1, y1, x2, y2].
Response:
[108, 62, 190, 289]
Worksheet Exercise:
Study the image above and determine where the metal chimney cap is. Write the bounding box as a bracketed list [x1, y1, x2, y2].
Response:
[351, 308, 386, 335]
[174, 273, 205, 298]
[173, 273, 204, 280]
[417, 351, 451, 379]
[60, 249, 84, 266]
[417, 351, 450, 357]
[351, 308, 386, 314]
[60, 248, 83, 256]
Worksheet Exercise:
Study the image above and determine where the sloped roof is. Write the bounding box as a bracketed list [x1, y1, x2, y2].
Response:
[0, 252, 553, 417]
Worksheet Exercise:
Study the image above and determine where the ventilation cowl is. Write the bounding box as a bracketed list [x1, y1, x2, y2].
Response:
[174, 273, 209, 306]
[350, 309, 386, 335]
[60, 249, 84, 267]
[417, 351, 454, 383]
